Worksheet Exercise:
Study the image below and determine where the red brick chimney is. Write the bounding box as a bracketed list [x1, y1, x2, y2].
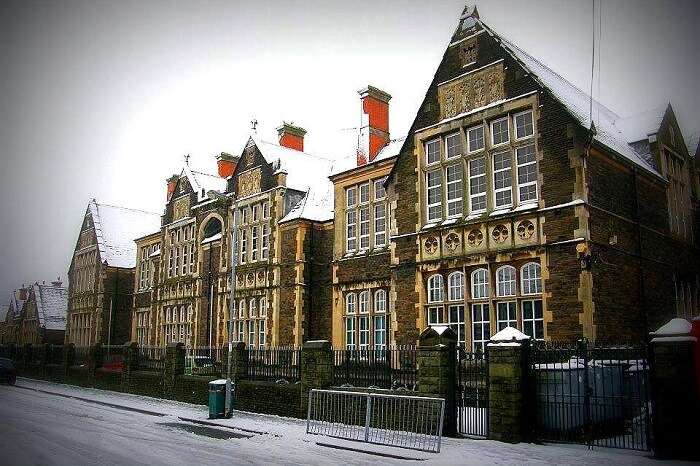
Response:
[166, 174, 179, 201]
[277, 122, 307, 152]
[216, 152, 239, 178]
[357, 86, 391, 166]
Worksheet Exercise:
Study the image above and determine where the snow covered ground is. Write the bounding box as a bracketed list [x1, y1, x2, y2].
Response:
[0, 378, 684, 466]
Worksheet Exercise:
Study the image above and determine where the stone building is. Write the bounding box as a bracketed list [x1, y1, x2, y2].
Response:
[329, 86, 403, 350]
[0, 288, 28, 344]
[65, 199, 161, 346]
[16, 281, 68, 345]
[382, 5, 699, 347]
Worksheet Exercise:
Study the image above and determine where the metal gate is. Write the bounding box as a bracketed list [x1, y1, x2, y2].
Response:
[307, 389, 445, 453]
[456, 347, 489, 437]
[531, 340, 651, 451]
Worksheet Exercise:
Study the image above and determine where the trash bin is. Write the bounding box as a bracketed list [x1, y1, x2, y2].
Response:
[209, 379, 227, 419]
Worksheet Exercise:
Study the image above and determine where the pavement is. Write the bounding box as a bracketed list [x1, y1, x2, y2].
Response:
[0, 378, 686, 466]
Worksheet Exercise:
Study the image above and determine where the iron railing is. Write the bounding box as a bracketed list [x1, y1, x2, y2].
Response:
[185, 346, 226, 377]
[247, 347, 301, 383]
[457, 347, 488, 437]
[531, 340, 651, 451]
[307, 389, 445, 453]
[333, 346, 418, 390]
[137, 346, 166, 372]
[102, 345, 125, 370]
[48, 345, 64, 365]
[73, 346, 89, 366]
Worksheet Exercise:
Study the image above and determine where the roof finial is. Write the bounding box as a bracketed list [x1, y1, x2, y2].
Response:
[184, 154, 190, 166]
[251, 118, 258, 132]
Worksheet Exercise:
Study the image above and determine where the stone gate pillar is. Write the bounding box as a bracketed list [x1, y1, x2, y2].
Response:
[418, 326, 457, 437]
[649, 318, 699, 460]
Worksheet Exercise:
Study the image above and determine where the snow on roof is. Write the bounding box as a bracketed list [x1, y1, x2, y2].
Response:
[33, 283, 68, 331]
[490, 326, 530, 342]
[89, 200, 162, 269]
[614, 106, 666, 143]
[479, 20, 662, 179]
[687, 132, 700, 157]
[5, 290, 26, 322]
[331, 137, 405, 177]
[248, 135, 336, 223]
[183, 165, 227, 203]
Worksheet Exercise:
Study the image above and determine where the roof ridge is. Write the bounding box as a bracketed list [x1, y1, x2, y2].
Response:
[254, 136, 334, 162]
[478, 19, 620, 120]
[93, 200, 159, 216]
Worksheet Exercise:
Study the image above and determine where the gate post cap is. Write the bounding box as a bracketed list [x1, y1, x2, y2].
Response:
[650, 318, 696, 343]
[419, 326, 457, 346]
[490, 327, 530, 344]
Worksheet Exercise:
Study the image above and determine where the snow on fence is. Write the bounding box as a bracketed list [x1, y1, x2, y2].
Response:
[306, 389, 445, 453]
[332, 346, 418, 390]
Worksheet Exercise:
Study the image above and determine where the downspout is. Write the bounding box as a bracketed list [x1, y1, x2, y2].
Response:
[632, 168, 649, 337]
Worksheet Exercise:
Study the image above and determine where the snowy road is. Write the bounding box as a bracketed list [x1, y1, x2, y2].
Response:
[0, 379, 683, 466]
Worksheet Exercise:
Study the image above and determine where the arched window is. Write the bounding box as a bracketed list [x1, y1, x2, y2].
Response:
[345, 293, 356, 314]
[202, 217, 222, 242]
[448, 271, 465, 301]
[249, 298, 257, 318]
[238, 299, 246, 319]
[471, 268, 489, 299]
[359, 291, 370, 314]
[427, 274, 444, 303]
[521, 262, 542, 295]
[259, 297, 267, 318]
[496, 265, 516, 297]
[374, 289, 387, 314]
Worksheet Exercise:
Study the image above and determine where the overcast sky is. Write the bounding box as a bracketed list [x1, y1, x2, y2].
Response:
[1, 0, 698, 302]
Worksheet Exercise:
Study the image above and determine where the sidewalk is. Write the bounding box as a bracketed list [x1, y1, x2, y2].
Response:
[13, 378, 682, 466]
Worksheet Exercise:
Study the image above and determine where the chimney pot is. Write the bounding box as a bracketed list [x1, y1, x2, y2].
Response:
[357, 85, 391, 165]
[166, 174, 179, 201]
[216, 152, 239, 178]
[277, 122, 307, 152]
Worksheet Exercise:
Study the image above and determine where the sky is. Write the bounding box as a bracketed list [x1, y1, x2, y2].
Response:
[1, 0, 699, 303]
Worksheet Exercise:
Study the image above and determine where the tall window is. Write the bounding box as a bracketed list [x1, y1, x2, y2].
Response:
[426, 169, 442, 221]
[167, 224, 195, 278]
[468, 158, 487, 213]
[427, 274, 444, 303]
[445, 132, 462, 159]
[251, 226, 259, 261]
[163, 304, 192, 345]
[261, 224, 269, 259]
[345, 293, 356, 350]
[238, 201, 270, 264]
[471, 304, 490, 353]
[135, 310, 150, 346]
[467, 125, 484, 153]
[445, 164, 463, 217]
[258, 297, 267, 349]
[231, 295, 267, 348]
[240, 229, 248, 263]
[373, 290, 387, 350]
[496, 265, 517, 331]
[471, 268, 489, 299]
[448, 272, 465, 347]
[491, 117, 509, 146]
[521, 262, 544, 339]
[516, 144, 537, 203]
[493, 151, 513, 208]
[496, 266, 516, 297]
[345, 178, 388, 253]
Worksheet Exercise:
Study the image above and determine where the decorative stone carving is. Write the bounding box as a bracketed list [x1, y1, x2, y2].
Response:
[445, 232, 460, 251]
[438, 62, 505, 120]
[237, 168, 262, 198]
[424, 237, 439, 255]
[236, 274, 244, 286]
[492, 224, 509, 243]
[246, 273, 254, 286]
[467, 229, 483, 247]
[257, 270, 265, 282]
[516, 220, 535, 240]
[173, 196, 190, 221]
[458, 38, 478, 66]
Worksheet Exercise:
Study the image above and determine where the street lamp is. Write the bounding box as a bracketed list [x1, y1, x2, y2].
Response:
[207, 189, 237, 417]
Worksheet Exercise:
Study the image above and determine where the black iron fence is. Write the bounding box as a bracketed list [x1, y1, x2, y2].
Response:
[246, 347, 301, 383]
[48, 345, 64, 365]
[137, 346, 166, 372]
[73, 346, 89, 366]
[102, 345, 125, 370]
[457, 347, 489, 437]
[185, 346, 226, 377]
[530, 340, 651, 451]
[333, 346, 418, 390]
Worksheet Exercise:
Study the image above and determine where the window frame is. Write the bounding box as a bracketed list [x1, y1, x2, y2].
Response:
[467, 125, 485, 154]
[513, 110, 534, 141]
[425, 139, 441, 165]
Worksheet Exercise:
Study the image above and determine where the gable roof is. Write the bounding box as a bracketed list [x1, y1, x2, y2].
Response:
[4, 290, 26, 322]
[182, 165, 228, 203]
[478, 20, 662, 179]
[32, 283, 68, 331]
[245, 135, 336, 223]
[615, 105, 667, 144]
[88, 200, 162, 268]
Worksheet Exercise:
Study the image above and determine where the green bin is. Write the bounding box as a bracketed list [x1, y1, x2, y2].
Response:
[208, 379, 227, 419]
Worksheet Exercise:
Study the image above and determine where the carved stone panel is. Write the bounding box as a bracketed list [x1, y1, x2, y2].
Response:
[438, 62, 505, 120]
[458, 37, 478, 67]
[173, 196, 190, 221]
[237, 168, 262, 198]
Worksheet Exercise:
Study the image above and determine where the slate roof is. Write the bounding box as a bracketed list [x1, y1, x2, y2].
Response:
[32, 283, 68, 331]
[4, 290, 26, 323]
[88, 200, 162, 269]
[245, 135, 336, 223]
[478, 19, 662, 179]
[183, 165, 228, 203]
[331, 136, 405, 177]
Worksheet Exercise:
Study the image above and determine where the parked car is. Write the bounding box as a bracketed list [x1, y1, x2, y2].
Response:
[0, 358, 17, 385]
